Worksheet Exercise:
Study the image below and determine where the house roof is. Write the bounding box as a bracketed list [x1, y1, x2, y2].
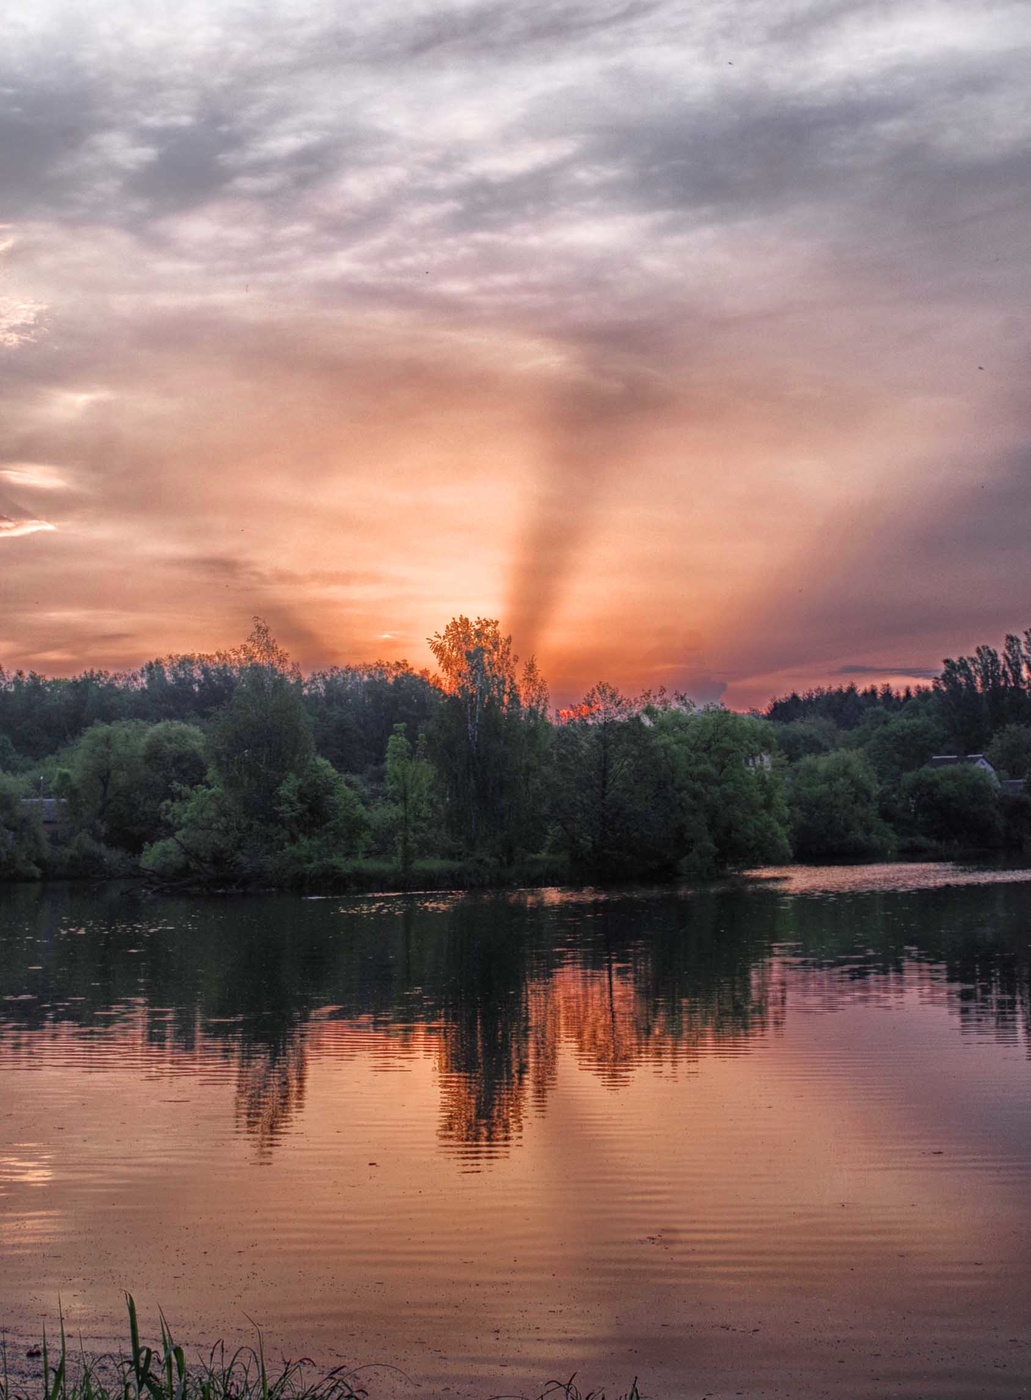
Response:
[927, 753, 993, 769]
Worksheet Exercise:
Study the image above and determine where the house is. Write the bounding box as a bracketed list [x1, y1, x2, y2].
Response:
[926, 754, 999, 784]
[1001, 778, 1028, 798]
[19, 797, 68, 831]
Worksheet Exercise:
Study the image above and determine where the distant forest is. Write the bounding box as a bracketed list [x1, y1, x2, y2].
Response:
[3, 618, 1031, 887]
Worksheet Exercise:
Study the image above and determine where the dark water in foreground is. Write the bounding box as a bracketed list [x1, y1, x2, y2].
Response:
[2, 866, 1031, 1398]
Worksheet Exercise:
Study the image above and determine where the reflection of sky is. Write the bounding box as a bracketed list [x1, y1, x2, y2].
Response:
[1, 1, 1030, 704]
[2, 962, 1031, 1395]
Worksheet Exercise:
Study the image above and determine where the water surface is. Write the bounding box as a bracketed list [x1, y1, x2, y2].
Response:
[2, 866, 1031, 1398]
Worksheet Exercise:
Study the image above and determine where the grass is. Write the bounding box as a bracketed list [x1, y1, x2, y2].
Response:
[0, 1298, 642, 1400]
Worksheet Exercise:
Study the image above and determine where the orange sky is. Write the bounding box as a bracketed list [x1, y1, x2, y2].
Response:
[1, 0, 1030, 707]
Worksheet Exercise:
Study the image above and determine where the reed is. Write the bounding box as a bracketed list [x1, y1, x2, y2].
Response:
[1, 1297, 364, 1400]
[0, 1299, 642, 1400]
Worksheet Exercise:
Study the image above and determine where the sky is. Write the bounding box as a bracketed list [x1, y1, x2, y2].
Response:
[1, 0, 1029, 708]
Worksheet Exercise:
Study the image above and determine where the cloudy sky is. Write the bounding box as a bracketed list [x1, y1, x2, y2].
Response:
[1, 0, 1028, 706]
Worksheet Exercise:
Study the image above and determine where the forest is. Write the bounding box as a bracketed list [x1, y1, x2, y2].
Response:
[2, 618, 1031, 887]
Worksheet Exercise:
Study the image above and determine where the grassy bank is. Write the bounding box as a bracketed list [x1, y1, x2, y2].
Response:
[0, 1299, 642, 1400]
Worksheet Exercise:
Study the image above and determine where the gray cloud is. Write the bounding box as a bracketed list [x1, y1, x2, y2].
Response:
[835, 665, 941, 680]
[1, 0, 1029, 693]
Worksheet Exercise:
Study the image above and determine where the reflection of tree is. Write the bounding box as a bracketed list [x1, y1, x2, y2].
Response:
[234, 1033, 308, 1162]
[433, 906, 533, 1155]
[430, 893, 787, 1149]
[6, 877, 1031, 1163]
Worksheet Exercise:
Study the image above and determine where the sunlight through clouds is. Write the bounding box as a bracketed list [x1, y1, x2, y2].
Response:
[0, 516, 56, 539]
[0, 0, 1028, 699]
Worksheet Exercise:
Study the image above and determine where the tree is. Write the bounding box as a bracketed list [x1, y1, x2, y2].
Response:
[0, 777, 46, 879]
[59, 721, 149, 852]
[427, 617, 546, 858]
[58, 719, 207, 854]
[857, 713, 947, 787]
[986, 725, 1031, 779]
[650, 706, 791, 877]
[900, 766, 1003, 849]
[208, 658, 315, 830]
[550, 685, 669, 879]
[788, 751, 895, 859]
[771, 717, 839, 762]
[146, 625, 370, 885]
[385, 723, 433, 881]
[267, 757, 369, 883]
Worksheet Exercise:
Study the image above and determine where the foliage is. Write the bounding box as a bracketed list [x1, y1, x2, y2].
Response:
[304, 663, 439, 772]
[899, 766, 1003, 849]
[0, 734, 19, 773]
[771, 717, 839, 762]
[650, 706, 791, 877]
[550, 685, 668, 879]
[384, 724, 434, 880]
[0, 1294, 367, 1400]
[766, 681, 921, 729]
[935, 633, 1031, 750]
[11, 617, 1031, 884]
[427, 617, 549, 859]
[0, 776, 46, 879]
[986, 724, 1031, 779]
[788, 751, 895, 859]
[0, 1296, 642, 1400]
[853, 712, 947, 786]
[56, 720, 206, 853]
[209, 665, 315, 830]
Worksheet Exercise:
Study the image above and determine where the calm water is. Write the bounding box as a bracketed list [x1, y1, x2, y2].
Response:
[3, 866, 1031, 1398]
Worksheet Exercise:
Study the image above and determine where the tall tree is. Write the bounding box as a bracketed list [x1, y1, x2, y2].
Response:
[427, 617, 544, 858]
[385, 723, 434, 882]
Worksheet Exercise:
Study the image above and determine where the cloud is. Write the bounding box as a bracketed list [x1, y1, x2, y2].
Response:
[0, 515, 56, 538]
[0, 295, 45, 348]
[835, 665, 941, 681]
[0, 463, 71, 490]
[0, 0, 1028, 697]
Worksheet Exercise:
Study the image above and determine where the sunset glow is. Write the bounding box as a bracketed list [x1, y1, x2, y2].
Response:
[1, 0, 1028, 706]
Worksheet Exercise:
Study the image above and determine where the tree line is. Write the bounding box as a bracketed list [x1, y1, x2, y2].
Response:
[2, 619, 1031, 886]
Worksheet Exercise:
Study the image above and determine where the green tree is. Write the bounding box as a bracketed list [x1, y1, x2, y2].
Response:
[208, 655, 314, 830]
[857, 713, 947, 786]
[427, 616, 548, 859]
[0, 777, 46, 879]
[146, 624, 369, 885]
[900, 766, 1003, 848]
[651, 706, 792, 877]
[57, 719, 207, 854]
[59, 721, 150, 852]
[385, 723, 434, 880]
[986, 724, 1031, 779]
[267, 757, 369, 884]
[771, 717, 839, 762]
[788, 750, 895, 859]
[550, 685, 669, 879]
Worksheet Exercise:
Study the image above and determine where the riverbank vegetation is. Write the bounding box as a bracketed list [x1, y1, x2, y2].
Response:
[0, 1297, 641, 1400]
[2, 619, 1030, 888]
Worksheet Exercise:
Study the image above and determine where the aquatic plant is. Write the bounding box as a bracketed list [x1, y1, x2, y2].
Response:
[1, 1297, 366, 1400]
[1, 1299, 642, 1400]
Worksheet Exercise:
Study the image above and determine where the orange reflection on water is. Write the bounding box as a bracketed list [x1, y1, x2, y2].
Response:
[2, 877, 1031, 1397]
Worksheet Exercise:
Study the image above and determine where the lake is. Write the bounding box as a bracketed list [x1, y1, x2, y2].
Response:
[2, 866, 1031, 1398]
